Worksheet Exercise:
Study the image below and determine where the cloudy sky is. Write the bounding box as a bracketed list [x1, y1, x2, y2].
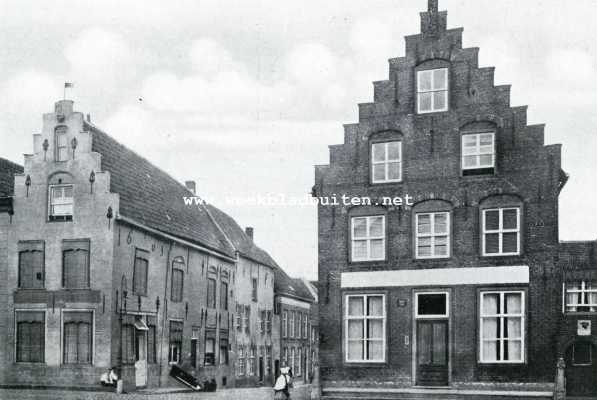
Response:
[1, 0, 596, 279]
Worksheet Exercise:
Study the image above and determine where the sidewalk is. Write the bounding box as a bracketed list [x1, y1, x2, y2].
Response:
[0, 384, 313, 400]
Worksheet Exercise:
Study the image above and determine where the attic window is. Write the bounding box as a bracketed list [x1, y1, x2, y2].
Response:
[417, 68, 448, 114]
[49, 185, 73, 221]
[55, 126, 68, 161]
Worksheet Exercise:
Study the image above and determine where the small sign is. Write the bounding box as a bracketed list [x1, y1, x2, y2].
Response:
[578, 320, 591, 336]
[398, 299, 408, 307]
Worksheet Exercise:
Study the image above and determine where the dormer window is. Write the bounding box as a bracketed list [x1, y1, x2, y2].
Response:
[462, 132, 495, 175]
[417, 68, 448, 114]
[49, 185, 73, 221]
[55, 126, 68, 161]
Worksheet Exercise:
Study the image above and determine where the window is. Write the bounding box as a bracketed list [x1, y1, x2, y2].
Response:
[572, 342, 592, 366]
[345, 294, 386, 362]
[238, 345, 245, 375]
[220, 282, 228, 310]
[260, 310, 266, 334]
[62, 240, 90, 289]
[249, 346, 255, 375]
[282, 311, 288, 338]
[462, 132, 495, 173]
[171, 258, 184, 302]
[220, 339, 229, 365]
[18, 241, 44, 289]
[304, 316, 308, 339]
[244, 305, 250, 333]
[289, 311, 295, 338]
[168, 320, 183, 364]
[133, 250, 149, 296]
[371, 141, 402, 183]
[15, 311, 45, 363]
[416, 212, 450, 258]
[147, 317, 157, 364]
[63, 311, 93, 364]
[283, 347, 288, 367]
[416, 292, 449, 318]
[417, 68, 448, 113]
[482, 208, 520, 256]
[266, 345, 272, 376]
[297, 313, 302, 338]
[297, 348, 302, 376]
[190, 328, 199, 367]
[122, 320, 135, 364]
[204, 337, 215, 366]
[207, 278, 216, 308]
[236, 305, 242, 331]
[55, 126, 68, 161]
[480, 291, 525, 363]
[565, 281, 597, 312]
[266, 310, 272, 334]
[351, 215, 385, 262]
[49, 185, 73, 221]
[290, 347, 295, 373]
[252, 278, 258, 302]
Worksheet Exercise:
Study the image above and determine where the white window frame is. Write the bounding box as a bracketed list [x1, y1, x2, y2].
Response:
[289, 311, 295, 338]
[417, 68, 449, 114]
[462, 132, 495, 170]
[55, 127, 69, 162]
[351, 215, 386, 262]
[48, 184, 74, 219]
[564, 281, 597, 313]
[415, 291, 450, 319]
[304, 316, 308, 339]
[282, 311, 287, 338]
[371, 141, 402, 183]
[479, 290, 525, 364]
[344, 293, 386, 363]
[415, 212, 450, 259]
[237, 345, 245, 376]
[482, 207, 520, 256]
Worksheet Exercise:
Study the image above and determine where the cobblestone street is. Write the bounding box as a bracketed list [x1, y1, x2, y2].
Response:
[0, 385, 312, 400]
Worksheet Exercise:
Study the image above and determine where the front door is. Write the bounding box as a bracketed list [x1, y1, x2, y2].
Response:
[565, 341, 597, 396]
[135, 331, 147, 387]
[259, 356, 264, 382]
[416, 320, 448, 386]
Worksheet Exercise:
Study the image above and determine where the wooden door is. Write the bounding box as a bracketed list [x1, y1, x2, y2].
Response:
[416, 320, 448, 386]
[565, 341, 596, 396]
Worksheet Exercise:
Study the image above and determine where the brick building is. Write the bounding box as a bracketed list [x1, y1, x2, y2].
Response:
[206, 210, 277, 387]
[0, 99, 241, 391]
[314, 1, 567, 398]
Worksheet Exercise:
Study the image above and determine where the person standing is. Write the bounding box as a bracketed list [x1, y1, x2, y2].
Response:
[274, 367, 291, 399]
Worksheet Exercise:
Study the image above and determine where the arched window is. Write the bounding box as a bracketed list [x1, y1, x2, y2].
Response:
[55, 126, 68, 161]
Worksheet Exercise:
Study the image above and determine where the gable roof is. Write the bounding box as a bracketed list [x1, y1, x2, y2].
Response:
[206, 205, 278, 269]
[87, 122, 235, 258]
[560, 240, 597, 270]
[0, 158, 24, 197]
[272, 264, 314, 303]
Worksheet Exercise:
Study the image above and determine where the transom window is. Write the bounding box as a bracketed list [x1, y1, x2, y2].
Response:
[480, 291, 525, 363]
[417, 68, 448, 114]
[49, 185, 73, 221]
[462, 132, 495, 173]
[351, 215, 385, 262]
[416, 292, 449, 318]
[565, 281, 597, 313]
[345, 294, 386, 363]
[416, 212, 450, 258]
[371, 141, 402, 183]
[482, 208, 520, 256]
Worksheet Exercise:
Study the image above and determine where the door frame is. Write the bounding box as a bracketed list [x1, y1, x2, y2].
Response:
[412, 289, 452, 387]
[135, 328, 148, 388]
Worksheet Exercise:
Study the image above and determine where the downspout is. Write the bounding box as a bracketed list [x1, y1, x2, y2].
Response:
[158, 240, 174, 386]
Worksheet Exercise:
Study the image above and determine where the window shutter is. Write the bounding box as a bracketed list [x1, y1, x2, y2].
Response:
[62, 240, 90, 288]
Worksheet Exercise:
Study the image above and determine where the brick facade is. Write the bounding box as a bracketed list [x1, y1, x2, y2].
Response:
[314, 1, 564, 393]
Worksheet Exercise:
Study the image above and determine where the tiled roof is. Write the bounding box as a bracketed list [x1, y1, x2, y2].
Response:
[0, 158, 23, 197]
[206, 205, 278, 269]
[559, 240, 597, 269]
[273, 265, 314, 302]
[87, 123, 235, 258]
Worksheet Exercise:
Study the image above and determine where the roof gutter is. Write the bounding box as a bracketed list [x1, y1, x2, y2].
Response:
[116, 214, 236, 263]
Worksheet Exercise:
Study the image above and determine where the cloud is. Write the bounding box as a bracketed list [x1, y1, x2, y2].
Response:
[189, 38, 245, 77]
[284, 42, 337, 87]
[546, 48, 596, 87]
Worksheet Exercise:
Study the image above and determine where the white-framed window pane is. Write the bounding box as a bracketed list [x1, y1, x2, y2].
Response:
[506, 340, 522, 361]
[463, 155, 477, 167]
[417, 215, 431, 234]
[482, 317, 498, 338]
[369, 217, 383, 237]
[367, 340, 384, 360]
[484, 233, 499, 254]
[347, 320, 363, 339]
[419, 92, 432, 112]
[372, 143, 385, 162]
[462, 132, 495, 170]
[387, 162, 401, 180]
[387, 142, 400, 160]
[418, 70, 432, 91]
[347, 340, 363, 360]
[502, 233, 518, 253]
[485, 210, 500, 230]
[369, 240, 384, 259]
[479, 154, 493, 166]
[353, 218, 367, 238]
[433, 91, 447, 110]
[434, 214, 447, 233]
[352, 241, 367, 259]
[367, 296, 383, 317]
[367, 320, 383, 339]
[433, 68, 447, 89]
[506, 318, 522, 338]
[373, 164, 385, 181]
[503, 209, 518, 230]
[482, 293, 499, 315]
[348, 296, 364, 316]
[482, 340, 498, 362]
[505, 293, 522, 314]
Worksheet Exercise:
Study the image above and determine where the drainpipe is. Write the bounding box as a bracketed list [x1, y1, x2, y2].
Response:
[158, 241, 173, 386]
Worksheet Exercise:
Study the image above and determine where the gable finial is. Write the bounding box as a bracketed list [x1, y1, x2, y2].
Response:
[428, 0, 438, 13]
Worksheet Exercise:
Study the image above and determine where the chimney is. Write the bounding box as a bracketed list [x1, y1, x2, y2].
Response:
[185, 180, 196, 194]
[245, 227, 254, 240]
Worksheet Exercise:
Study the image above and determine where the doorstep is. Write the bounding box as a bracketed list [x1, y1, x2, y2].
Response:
[323, 387, 553, 397]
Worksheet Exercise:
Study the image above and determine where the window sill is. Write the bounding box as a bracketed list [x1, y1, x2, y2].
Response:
[343, 361, 388, 367]
[564, 311, 597, 316]
[14, 362, 46, 365]
[481, 253, 522, 258]
[478, 362, 526, 366]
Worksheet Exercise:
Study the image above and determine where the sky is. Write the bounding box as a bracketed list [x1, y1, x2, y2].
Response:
[1, 0, 597, 280]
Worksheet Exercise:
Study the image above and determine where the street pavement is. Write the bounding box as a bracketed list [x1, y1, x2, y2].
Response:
[0, 385, 313, 400]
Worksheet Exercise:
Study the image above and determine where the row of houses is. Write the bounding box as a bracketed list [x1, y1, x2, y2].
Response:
[315, 1, 597, 398]
[0, 99, 318, 392]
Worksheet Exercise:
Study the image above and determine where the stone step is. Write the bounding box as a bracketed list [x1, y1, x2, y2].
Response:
[322, 387, 553, 400]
